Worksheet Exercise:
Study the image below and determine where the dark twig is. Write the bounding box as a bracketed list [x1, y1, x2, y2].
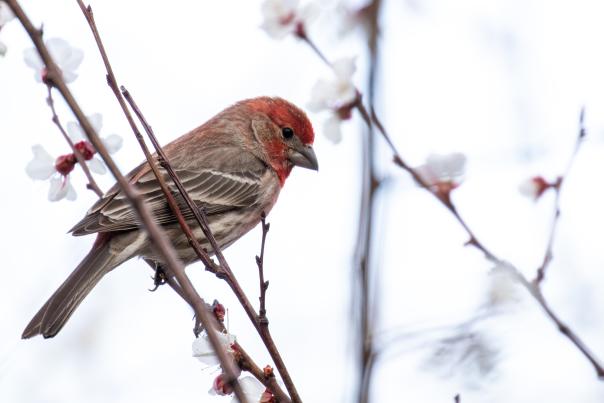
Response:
[46, 85, 103, 197]
[73, 2, 247, 400]
[256, 214, 270, 320]
[298, 28, 604, 379]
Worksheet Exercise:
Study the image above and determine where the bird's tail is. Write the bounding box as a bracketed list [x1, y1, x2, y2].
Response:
[22, 235, 120, 339]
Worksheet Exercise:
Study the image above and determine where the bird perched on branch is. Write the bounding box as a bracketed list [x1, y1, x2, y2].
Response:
[23, 96, 318, 339]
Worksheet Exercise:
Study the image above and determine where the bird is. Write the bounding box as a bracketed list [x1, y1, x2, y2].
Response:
[22, 96, 318, 339]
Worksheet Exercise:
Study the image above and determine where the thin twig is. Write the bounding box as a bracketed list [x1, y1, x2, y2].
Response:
[46, 85, 103, 197]
[256, 214, 270, 320]
[73, 1, 247, 399]
[533, 107, 586, 285]
[299, 29, 604, 379]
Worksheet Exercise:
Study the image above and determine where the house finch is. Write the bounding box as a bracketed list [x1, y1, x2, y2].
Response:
[22, 97, 318, 339]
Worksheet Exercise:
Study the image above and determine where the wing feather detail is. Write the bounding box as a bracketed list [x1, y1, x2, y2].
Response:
[70, 156, 268, 236]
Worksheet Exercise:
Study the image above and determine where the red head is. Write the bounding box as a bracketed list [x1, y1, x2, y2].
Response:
[242, 97, 318, 185]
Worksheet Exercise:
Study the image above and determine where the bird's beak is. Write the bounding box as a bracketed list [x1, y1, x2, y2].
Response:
[288, 145, 319, 171]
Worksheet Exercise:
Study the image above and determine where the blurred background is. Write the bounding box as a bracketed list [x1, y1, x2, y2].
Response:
[1, 0, 604, 402]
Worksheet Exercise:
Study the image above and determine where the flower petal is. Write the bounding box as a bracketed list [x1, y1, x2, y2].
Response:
[46, 38, 71, 64]
[332, 57, 357, 80]
[23, 47, 44, 79]
[48, 176, 66, 201]
[103, 134, 123, 154]
[87, 113, 103, 133]
[61, 70, 78, 84]
[88, 157, 107, 175]
[231, 376, 266, 403]
[0, 2, 15, 26]
[66, 121, 85, 141]
[192, 331, 236, 366]
[26, 145, 56, 180]
[65, 177, 77, 201]
[323, 115, 343, 144]
[61, 47, 84, 72]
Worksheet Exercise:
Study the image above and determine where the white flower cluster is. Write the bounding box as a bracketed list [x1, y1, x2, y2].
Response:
[192, 331, 271, 402]
[23, 37, 83, 83]
[26, 113, 122, 202]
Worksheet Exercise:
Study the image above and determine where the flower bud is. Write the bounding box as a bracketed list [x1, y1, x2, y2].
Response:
[55, 153, 76, 176]
[74, 140, 96, 160]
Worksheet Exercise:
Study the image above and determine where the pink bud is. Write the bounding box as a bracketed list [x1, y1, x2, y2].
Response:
[212, 301, 226, 322]
[55, 153, 76, 176]
[519, 176, 551, 200]
[212, 374, 233, 396]
[260, 389, 276, 403]
[294, 21, 306, 38]
[41, 67, 50, 85]
[74, 140, 96, 160]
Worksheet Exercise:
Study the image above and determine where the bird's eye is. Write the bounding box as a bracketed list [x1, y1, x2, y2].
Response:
[282, 127, 294, 140]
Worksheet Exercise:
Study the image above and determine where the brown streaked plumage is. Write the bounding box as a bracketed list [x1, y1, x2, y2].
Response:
[22, 97, 318, 339]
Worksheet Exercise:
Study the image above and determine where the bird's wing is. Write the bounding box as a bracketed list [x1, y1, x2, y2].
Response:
[70, 151, 268, 236]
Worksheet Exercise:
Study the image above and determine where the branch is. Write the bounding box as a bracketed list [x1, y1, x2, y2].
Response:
[72, 1, 247, 400]
[256, 214, 270, 320]
[298, 29, 604, 380]
[533, 108, 586, 285]
[8, 1, 249, 401]
[46, 85, 103, 197]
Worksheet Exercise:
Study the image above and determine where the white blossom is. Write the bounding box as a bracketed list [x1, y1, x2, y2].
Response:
[232, 376, 266, 403]
[308, 57, 357, 143]
[260, 0, 317, 39]
[66, 113, 123, 174]
[23, 37, 83, 83]
[416, 153, 467, 187]
[48, 175, 76, 202]
[0, 2, 14, 26]
[25, 145, 55, 180]
[518, 176, 549, 201]
[0, 1, 14, 57]
[25, 145, 77, 202]
[308, 57, 357, 113]
[487, 263, 521, 307]
[192, 331, 236, 366]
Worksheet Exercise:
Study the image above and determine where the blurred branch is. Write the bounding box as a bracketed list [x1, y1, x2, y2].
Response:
[533, 107, 585, 285]
[46, 84, 103, 197]
[298, 24, 604, 381]
[356, 1, 383, 403]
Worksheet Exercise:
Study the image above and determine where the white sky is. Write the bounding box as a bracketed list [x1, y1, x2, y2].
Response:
[1, 0, 604, 402]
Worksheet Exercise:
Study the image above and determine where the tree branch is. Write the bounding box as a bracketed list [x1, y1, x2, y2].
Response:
[8, 1, 249, 401]
[298, 28, 604, 380]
